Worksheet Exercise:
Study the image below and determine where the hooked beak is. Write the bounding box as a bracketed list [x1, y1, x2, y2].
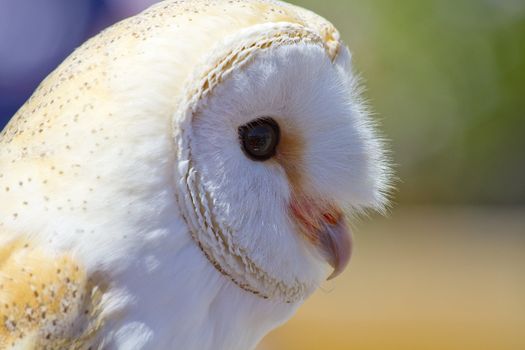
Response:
[319, 216, 353, 280]
[290, 201, 353, 280]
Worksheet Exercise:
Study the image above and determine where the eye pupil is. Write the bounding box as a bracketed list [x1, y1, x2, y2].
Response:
[246, 126, 273, 154]
[239, 117, 280, 161]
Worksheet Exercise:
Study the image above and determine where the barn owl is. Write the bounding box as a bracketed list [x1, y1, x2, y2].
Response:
[0, 0, 390, 349]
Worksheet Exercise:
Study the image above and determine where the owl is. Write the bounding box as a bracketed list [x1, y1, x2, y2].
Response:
[0, 0, 390, 349]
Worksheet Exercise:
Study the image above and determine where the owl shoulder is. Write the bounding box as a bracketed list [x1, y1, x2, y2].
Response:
[0, 236, 107, 349]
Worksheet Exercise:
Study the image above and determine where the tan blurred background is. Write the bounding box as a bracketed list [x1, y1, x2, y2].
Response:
[1, 0, 524, 349]
[259, 207, 525, 350]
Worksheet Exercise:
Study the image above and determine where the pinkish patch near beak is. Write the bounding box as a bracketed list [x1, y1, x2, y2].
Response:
[290, 200, 353, 279]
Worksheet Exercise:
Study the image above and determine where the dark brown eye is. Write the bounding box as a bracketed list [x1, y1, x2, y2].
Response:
[238, 117, 280, 161]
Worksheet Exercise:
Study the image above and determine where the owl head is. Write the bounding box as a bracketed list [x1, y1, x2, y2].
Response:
[0, 0, 390, 306]
[170, 4, 391, 303]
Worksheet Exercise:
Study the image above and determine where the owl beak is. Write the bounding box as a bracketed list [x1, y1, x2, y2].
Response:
[318, 216, 353, 280]
[290, 200, 353, 280]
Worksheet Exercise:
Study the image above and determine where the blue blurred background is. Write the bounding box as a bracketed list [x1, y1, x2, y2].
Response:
[0, 0, 156, 121]
[1, 1, 524, 349]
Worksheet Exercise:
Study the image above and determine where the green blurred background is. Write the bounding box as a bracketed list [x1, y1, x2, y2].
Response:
[1, 0, 524, 349]
[295, 0, 525, 206]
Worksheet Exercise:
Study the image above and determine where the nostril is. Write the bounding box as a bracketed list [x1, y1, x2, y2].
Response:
[322, 213, 338, 225]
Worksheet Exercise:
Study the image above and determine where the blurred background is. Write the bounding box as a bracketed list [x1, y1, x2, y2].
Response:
[0, 0, 523, 349]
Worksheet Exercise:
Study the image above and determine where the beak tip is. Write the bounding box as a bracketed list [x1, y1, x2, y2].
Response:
[320, 219, 353, 280]
[326, 270, 338, 281]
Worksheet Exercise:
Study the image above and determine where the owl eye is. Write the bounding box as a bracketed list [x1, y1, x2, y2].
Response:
[238, 117, 280, 161]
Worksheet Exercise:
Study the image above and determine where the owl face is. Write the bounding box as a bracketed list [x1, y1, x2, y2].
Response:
[174, 23, 389, 302]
